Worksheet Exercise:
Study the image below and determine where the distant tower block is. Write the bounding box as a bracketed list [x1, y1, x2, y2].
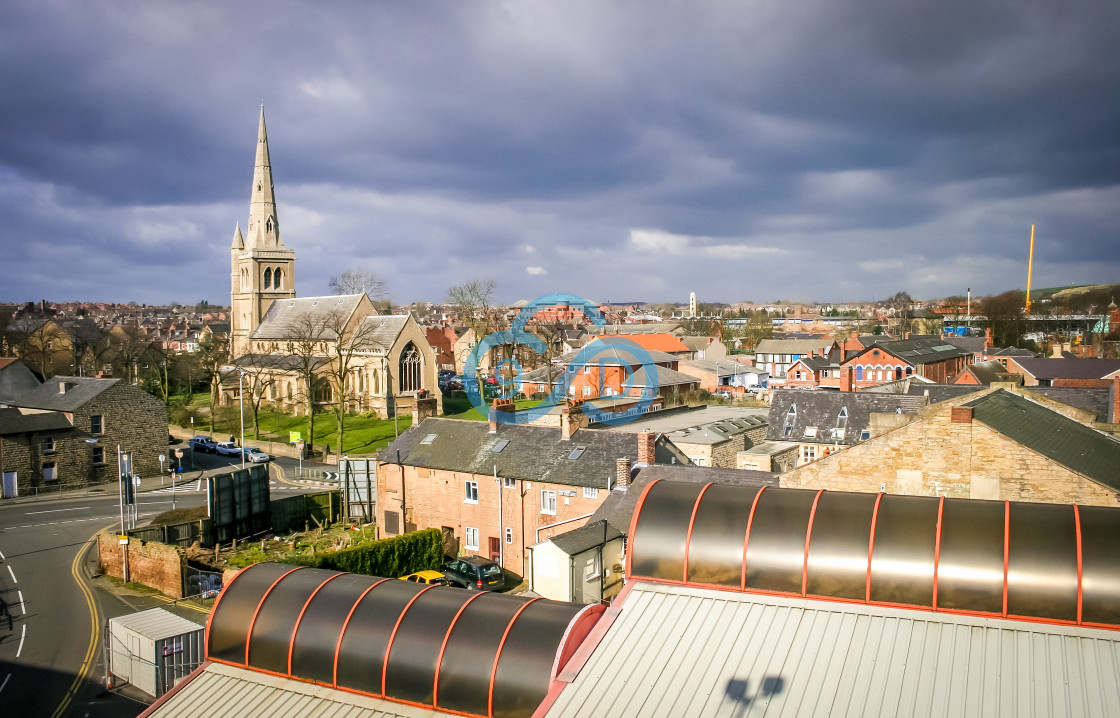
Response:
[689, 292, 698, 318]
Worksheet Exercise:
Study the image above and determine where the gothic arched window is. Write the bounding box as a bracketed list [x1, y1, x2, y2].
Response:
[274, 269, 283, 289]
[399, 342, 422, 393]
[263, 267, 272, 289]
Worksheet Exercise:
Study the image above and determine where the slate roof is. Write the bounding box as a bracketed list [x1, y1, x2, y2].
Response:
[228, 354, 332, 373]
[0, 406, 74, 436]
[681, 359, 768, 375]
[588, 464, 778, 534]
[1024, 386, 1114, 423]
[547, 520, 625, 555]
[1006, 357, 1120, 380]
[954, 359, 1020, 385]
[250, 294, 366, 341]
[666, 416, 767, 446]
[356, 315, 410, 354]
[940, 335, 987, 354]
[377, 418, 670, 489]
[963, 389, 1120, 490]
[851, 335, 972, 366]
[765, 389, 924, 445]
[755, 338, 833, 355]
[0, 359, 41, 403]
[11, 376, 118, 412]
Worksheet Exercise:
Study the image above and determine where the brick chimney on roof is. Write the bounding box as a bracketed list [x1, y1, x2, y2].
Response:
[616, 458, 632, 488]
[840, 365, 854, 392]
[637, 432, 656, 464]
[1112, 375, 1119, 424]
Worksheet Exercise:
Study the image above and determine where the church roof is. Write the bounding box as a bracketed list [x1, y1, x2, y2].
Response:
[250, 295, 366, 341]
[356, 315, 411, 354]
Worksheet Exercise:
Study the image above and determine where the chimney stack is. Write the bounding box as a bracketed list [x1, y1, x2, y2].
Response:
[616, 458, 632, 488]
[488, 402, 498, 434]
[1111, 375, 1119, 424]
[637, 432, 655, 464]
[984, 327, 993, 351]
[951, 406, 974, 424]
[840, 365, 854, 392]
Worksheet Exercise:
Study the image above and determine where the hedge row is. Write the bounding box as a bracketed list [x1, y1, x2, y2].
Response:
[286, 527, 443, 578]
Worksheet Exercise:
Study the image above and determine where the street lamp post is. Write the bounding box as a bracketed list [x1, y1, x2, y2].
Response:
[239, 371, 247, 469]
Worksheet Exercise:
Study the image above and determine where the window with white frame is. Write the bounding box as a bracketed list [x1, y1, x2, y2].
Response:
[465, 527, 479, 551]
[504, 527, 513, 544]
[541, 490, 557, 514]
[42, 436, 55, 453]
[464, 481, 478, 503]
[583, 486, 599, 499]
[801, 445, 816, 463]
[502, 477, 516, 489]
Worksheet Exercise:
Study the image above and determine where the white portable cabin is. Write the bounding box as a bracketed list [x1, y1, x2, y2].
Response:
[108, 608, 204, 697]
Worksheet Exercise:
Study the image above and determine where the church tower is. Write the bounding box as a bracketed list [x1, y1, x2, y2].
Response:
[230, 106, 296, 357]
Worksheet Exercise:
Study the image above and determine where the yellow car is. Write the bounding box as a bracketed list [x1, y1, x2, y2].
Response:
[398, 570, 453, 586]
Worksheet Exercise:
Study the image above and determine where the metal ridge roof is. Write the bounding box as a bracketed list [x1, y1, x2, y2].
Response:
[543, 581, 1120, 718]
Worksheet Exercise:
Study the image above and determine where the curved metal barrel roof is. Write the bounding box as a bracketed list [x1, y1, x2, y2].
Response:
[206, 563, 600, 717]
[627, 481, 1120, 629]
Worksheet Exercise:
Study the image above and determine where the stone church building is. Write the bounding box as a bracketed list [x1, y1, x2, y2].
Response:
[223, 108, 441, 418]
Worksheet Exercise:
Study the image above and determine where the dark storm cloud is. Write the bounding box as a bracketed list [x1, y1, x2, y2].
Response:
[0, 0, 1117, 306]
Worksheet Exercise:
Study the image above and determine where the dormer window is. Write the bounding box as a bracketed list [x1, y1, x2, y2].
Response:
[783, 404, 796, 437]
[837, 406, 848, 430]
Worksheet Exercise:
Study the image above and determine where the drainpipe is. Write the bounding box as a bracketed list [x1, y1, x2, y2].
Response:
[494, 464, 503, 568]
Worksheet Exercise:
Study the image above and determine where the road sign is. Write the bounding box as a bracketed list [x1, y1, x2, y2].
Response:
[323, 472, 339, 481]
[297, 440, 305, 449]
[133, 475, 141, 488]
[175, 450, 184, 458]
[290, 431, 301, 444]
[159, 454, 166, 463]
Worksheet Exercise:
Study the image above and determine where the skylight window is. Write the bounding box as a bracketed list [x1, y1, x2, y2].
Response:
[493, 439, 510, 453]
[568, 446, 586, 460]
[420, 433, 438, 445]
[860, 430, 871, 441]
[804, 426, 818, 438]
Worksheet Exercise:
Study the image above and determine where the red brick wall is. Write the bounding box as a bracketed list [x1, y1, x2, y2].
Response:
[98, 531, 185, 598]
[376, 463, 610, 578]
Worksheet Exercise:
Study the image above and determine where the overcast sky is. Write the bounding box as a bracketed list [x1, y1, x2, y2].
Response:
[2, 1, 1118, 307]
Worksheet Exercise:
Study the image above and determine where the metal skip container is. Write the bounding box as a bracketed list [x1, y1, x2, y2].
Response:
[108, 608, 205, 697]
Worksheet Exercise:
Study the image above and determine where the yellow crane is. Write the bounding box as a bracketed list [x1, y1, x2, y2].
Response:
[1025, 224, 1035, 315]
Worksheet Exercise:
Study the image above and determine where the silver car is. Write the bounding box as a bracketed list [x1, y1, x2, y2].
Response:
[243, 447, 271, 463]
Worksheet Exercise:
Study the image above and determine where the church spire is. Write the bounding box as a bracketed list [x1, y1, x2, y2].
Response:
[231, 222, 244, 249]
[247, 105, 282, 248]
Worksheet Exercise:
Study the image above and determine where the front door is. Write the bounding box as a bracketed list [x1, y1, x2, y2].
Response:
[489, 537, 501, 563]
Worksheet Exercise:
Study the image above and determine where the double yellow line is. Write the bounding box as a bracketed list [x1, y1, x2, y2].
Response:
[50, 525, 110, 718]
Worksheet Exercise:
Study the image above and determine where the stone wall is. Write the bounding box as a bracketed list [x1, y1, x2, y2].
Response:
[98, 530, 186, 598]
[81, 382, 169, 484]
[781, 390, 1120, 507]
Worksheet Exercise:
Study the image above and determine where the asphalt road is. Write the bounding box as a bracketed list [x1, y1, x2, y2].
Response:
[0, 450, 332, 717]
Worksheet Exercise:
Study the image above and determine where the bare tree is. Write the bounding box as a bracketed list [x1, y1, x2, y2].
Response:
[196, 331, 230, 432]
[319, 309, 387, 454]
[236, 354, 283, 440]
[733, 311, 774, 351]
[330, 270, 389, 304]
[106, 323, 155, 384]
[283, 312, 336, 457]
[447, 278, 500, 383]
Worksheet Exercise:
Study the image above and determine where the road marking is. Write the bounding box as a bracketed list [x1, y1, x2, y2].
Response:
[24, 507, 90, 515]
[17, 590, 24, 614]
[50, 526, 106, 718]
[5, 565, 14, 583]
[0, 672, 9, 696]
[16, 624, 25, 657]
[0, 549, 5, 559]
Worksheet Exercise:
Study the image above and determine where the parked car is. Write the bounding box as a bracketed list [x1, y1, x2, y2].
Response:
[215, 441, 242, 456]
[188, 436, 217, 453]
[441, 556, 505, 591]
[713, 389, 732, 399]
[398, 570, 454, 587]
[438, 369, 456, 381]
[242, 447, 271, 463]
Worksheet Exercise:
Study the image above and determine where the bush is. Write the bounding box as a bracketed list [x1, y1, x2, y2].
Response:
[286, 528, 443, 578]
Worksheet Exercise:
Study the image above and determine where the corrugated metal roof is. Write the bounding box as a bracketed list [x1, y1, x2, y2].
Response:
[544, 582, 1120, 718]
[110, 608, 203, 641]
[143, 662, 452, 717]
